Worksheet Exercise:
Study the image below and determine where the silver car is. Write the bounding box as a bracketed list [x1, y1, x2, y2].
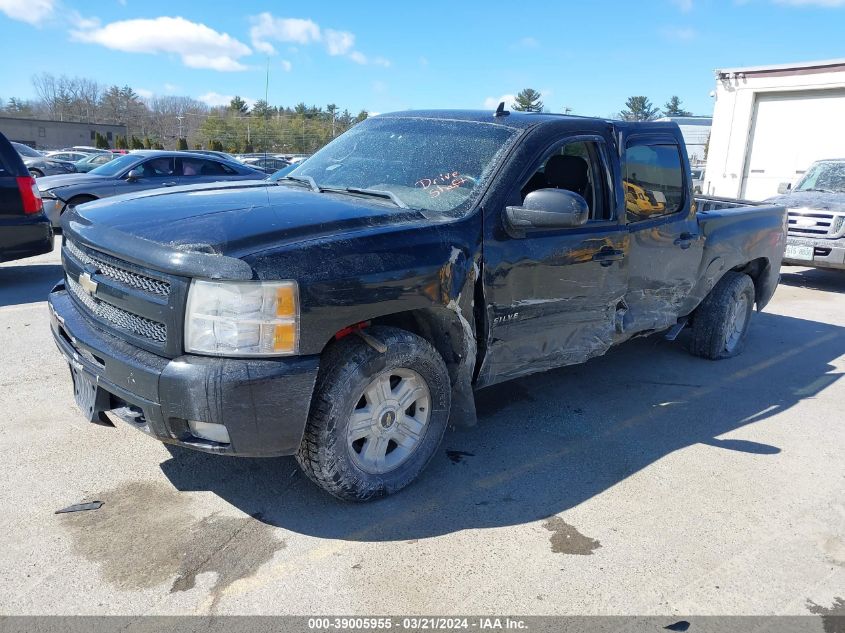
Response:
[12, 142, 76, 178]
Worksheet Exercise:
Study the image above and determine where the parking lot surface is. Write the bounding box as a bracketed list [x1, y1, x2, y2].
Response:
[1, 243, 843, 616]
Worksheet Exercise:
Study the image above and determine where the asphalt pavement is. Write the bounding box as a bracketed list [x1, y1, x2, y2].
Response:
[1, 244, 843, 616]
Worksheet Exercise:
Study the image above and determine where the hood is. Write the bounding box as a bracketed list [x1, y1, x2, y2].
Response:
[37, 172, 107, 193]
[766, 190, 845, 213]
[71, 181, 426, 258]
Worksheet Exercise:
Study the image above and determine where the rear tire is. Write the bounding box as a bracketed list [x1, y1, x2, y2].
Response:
[296, 326, 451, 501]
[29, 169, 43, 178]
[690, 272, 755, 360]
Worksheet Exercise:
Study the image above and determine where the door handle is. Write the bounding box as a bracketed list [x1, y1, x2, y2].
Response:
[674, 233, 700, 249]
[592, 249, 625, 266]
[162, 181, 178, 187]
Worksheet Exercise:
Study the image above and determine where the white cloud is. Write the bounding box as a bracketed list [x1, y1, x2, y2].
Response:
[0, 0, 54, 24]
[661, 25, 697, 40]
[513, 36, 540, 49]
[135, 88, 153, 99]
[163, 82, 180, 93]
[348, 51, 368, 65]
[71, 16, 252, 71]
[324, 28, 355, 55]
[249, 13, 320, 54]
[197, 92, 256, 108]
[280, 59, 292, 72]
[671, 0, 694, 11]
[248, 12, 389, 67]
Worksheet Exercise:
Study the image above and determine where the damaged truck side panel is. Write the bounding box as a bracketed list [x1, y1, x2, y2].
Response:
[48, 110, 786, 500]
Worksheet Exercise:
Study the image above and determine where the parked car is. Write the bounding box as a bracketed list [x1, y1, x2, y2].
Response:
[46, 151, 92, 163]
[37, 150, 265, 227]
[691, 167, 704, 194]
[62, 146, 110, 154]
[73, 152, 117, 173]
[0, 132, 53, 263]
[189, 150, 240, 162]
[241, 156, 291, 175]
[768, 159, 845, 271]
[12, 142, 76, 178]
[48, 110, 786, 500]
[266, 163, 299, 181]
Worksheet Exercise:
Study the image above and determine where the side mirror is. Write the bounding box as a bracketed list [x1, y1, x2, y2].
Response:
[504, 189, 589, 238]
[126, 168, 143, 182]
[777, 182, 792, 195]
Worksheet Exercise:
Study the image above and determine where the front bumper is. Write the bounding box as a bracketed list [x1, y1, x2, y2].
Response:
[48, 285, 320, 457]
[41, 198, 64, 228]
[784, 235, 845, 270]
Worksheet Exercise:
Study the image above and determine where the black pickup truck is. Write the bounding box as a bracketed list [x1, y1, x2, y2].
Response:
[48, 109, 787, 500]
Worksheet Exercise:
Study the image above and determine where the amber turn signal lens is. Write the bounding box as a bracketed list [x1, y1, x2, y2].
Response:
[276, 285, 296, 318]
[272, 322, 297, 352]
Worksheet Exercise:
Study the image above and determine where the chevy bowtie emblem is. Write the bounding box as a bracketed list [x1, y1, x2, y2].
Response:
[78, 272, 98, 296]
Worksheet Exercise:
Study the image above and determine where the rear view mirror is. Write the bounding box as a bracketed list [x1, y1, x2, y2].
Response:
[777, 182, 792, 194]
[505, 188, 589, 238]
[126, 168, 143, 182]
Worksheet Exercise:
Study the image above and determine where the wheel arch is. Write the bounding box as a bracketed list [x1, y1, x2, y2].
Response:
[731, 257, 774, 310]
[320, 306, 479, 428]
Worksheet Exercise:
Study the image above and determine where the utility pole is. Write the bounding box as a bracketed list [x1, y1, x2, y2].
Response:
[176, 114, 184, 141]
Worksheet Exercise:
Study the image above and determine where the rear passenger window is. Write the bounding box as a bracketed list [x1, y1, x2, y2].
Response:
[624, 141, 685, 221]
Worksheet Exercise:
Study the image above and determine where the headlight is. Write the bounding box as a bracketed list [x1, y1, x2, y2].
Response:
[184, 279, 299, 357]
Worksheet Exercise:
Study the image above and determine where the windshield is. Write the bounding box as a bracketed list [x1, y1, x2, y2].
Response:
[13, 142, 41, 158]
[89, 153, 142, 176]
[794, 161, 845, 193]
[287, 117, 518, 214]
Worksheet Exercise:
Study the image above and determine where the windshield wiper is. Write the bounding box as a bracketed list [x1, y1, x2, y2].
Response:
[798, 188, 835, 193]
[280, 175, 321, 192]
[322, 187, 409, 209]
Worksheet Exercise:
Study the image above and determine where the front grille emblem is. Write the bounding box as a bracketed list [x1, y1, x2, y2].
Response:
[78, 272, 98, 296]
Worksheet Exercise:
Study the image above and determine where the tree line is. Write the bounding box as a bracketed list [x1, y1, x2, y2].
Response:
[511, 88, 694, 120]
[0, 73, 368, 153]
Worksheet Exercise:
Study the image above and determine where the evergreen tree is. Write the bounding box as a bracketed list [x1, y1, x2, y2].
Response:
[94, 132, 110, 149]
[663, 96, 692, 117]
[229, 96, 249, 114]
[512, 88, 544, 112]
[620, 96, 660, 121]
[177, 137, 188, 150]
[130, 135, 144, 150]
[115, 135, 128, 149]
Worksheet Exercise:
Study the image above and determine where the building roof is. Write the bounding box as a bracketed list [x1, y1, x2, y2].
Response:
[716, 58, 845, 78]
[656, 116, 712, 126]
[0, 115, 127, 128]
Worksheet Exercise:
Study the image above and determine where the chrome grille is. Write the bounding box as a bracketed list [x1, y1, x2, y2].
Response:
[65, 240, 171, 297]
[67, 275, 167, 343]
[787, 210, 845, 238]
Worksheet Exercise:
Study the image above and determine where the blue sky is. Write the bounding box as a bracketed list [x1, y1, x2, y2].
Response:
[0, 0, 843, 117]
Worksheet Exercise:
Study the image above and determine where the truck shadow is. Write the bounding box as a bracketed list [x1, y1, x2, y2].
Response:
[0, 264, 63, 307]
[160, 310, 845, 542]
[780, 266, 845, 293]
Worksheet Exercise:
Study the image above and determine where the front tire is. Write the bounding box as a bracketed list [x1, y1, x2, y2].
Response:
[690, 272, 755, 360]
[296, 326, 451, 501]
[29, 169, 43, 178]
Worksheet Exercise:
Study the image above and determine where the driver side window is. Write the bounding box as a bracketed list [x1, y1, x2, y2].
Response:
[519, 140, 610, 221]
[139, 157, 175, 178]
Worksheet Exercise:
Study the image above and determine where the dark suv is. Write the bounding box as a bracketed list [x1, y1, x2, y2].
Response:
[0, 132, 53, 263]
